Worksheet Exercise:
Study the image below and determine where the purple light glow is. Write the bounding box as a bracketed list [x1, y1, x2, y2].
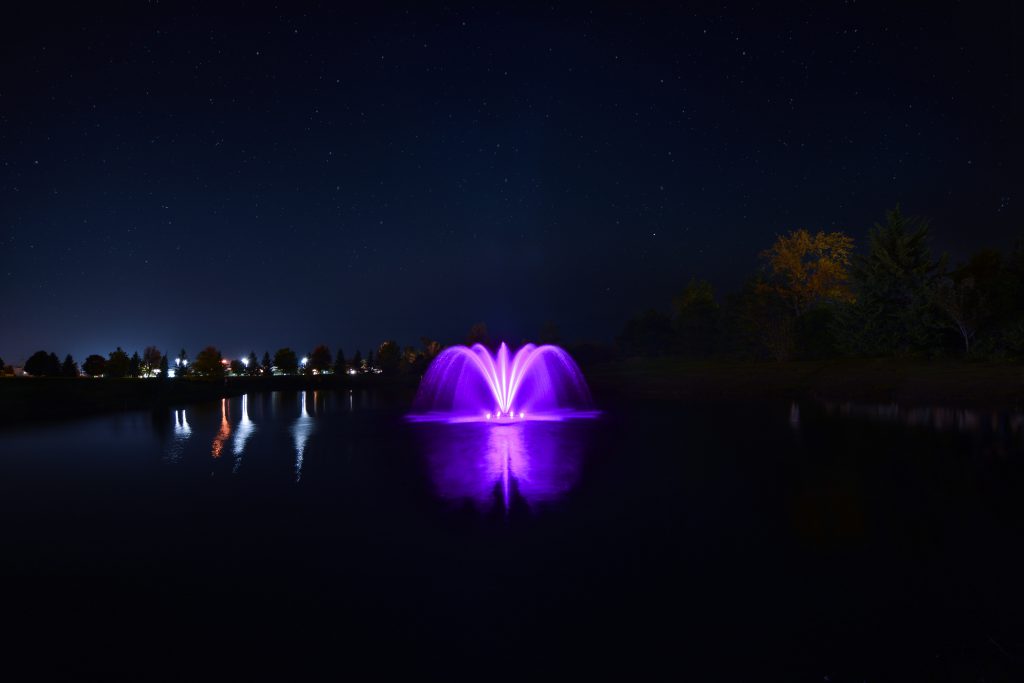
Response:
[409, 342, 597, 423]
[415, 420, 590, 511]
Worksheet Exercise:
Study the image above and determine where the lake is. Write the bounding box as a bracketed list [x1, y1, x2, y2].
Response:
[1, 389, 1022, 679]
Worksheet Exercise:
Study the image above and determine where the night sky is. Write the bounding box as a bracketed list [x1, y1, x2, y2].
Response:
[1, 3, 1019, 363]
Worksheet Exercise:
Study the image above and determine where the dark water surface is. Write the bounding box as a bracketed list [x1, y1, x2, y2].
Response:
[1, 390, 1022, 680]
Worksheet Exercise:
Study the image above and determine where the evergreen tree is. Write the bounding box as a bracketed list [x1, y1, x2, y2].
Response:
[177, 348, 190, 377]
[129, 351, 142, 378]
[376, 341, 400, 373]
[273, 348, 298, 374]
[61, 354, 79, 377]
[247, 351, 259, 376]
[309, 344, 332, 373]
[159, 354, 169, 379]
[334, 348, 346, 375]
[261, 351, 272, 375]
[352, 349, 362, 371]
[838, 206, 945, 356]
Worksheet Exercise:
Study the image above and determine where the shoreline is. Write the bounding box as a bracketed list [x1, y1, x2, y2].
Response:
[586, 358, 1024, 410]
[0, 375, 417, 426]
[2, 358, 1022, 426]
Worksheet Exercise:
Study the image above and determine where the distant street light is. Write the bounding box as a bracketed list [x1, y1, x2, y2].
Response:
[300, 357, 309, 367]
[241, 357, 249, 368]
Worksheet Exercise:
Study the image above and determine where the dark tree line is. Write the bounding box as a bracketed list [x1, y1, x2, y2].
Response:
[4, 337, 452, 379]
[12, 208, 1015, 379]
[618, 207, 1024, 361]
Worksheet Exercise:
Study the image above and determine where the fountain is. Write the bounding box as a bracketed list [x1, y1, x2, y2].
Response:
[409, 342, 597, 423]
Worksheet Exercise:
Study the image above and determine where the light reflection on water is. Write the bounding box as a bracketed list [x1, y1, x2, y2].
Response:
[784, 400, 1024, 456]
[211, 398, 231, 459]
[148, 392, 1024, 500]
[163, 409, 192, 463]
[818, 401, 1024, 437]
[413, 420, 591, 512]
[160, 391, 321, 478]
[232, 395, 255, 473]
[154, 389, 593, 502]
[292, 390, 315, 482]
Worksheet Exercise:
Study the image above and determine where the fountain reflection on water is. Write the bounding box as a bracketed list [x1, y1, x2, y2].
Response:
[409, 342, 598, 511]
[415, 420, 590, 512]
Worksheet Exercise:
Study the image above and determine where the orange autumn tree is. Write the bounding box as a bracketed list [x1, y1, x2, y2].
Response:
[760, 229, 855, 315]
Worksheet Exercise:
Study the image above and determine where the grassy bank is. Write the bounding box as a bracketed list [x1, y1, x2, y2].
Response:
[587, 357, 1024, 408]
[0, 375, 417, 426]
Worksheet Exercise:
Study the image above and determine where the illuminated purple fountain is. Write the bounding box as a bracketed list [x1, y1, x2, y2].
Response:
[409, 342, 597, 423]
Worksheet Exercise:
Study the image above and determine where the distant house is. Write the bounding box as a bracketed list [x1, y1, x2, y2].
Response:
[12, 366, 26, 377]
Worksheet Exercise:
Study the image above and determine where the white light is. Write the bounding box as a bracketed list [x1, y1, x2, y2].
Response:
[300, 357, 308, 366]
[242, 357, 249, 367]
[168, 369, 176, 378]
[175, 358, 181, 366]
[486, 413, 491, 420]
[519, 412, 524, 419]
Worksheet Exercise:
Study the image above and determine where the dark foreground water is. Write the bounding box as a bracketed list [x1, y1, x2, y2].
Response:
[1, 390, 1022, 680]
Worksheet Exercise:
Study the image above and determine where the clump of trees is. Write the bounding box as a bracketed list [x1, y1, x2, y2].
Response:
[309, 345, 332, 374]
[618, 206, 1024, 362]
[24, 351, 62, 376]
[83, 355, 106, 377]
[274, 348, 298, 374]
[193, 346, 225, 378]
[142, 347, 163, 377]
[835, 207, 945, 356]
[5, 337, 447, 381]
[106, 348, 131, 378]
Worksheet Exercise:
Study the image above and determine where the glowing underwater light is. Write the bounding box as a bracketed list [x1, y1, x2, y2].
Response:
[409, 342, 597, 423]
